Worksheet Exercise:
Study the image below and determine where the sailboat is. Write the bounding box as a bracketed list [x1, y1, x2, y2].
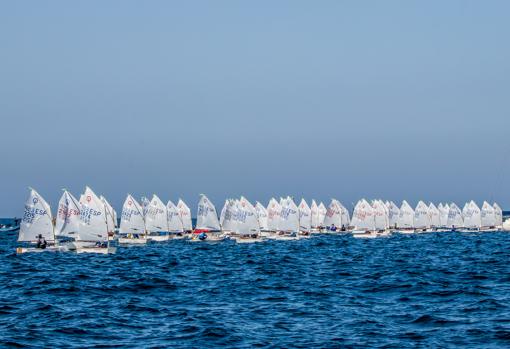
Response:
[438, 203, 450, 231]
[394, 200, 415, 234]
[255, 201, 269, 234]
[459, 201, 482, 232]
[145, 195, 170, 241]
[276, 196, 300, 240]
[428, 203, 441, 230]
[350, 199, 377, 237]
[55, 189, 81, 243]
[493, 203, 503, 229]
[298, 199, 312, 237]
[387, 201, 400, 229]
[310, 200, 321, 232]
[193, 194, 222, 241]
[230, 197, 261, 243]
[17, 188, 63, 253]
[167, 200, 185, 239]
[480, 201, 497, 231]
[101, 195, 116, 237]
[318, 202, 327, 230]
[265, 198, 281, 239]
[177, 199, 193, 234]
[323, 199, 348, 233]
[118, 194, 147, 244]
[70, 186, 116, 254]
[414, 201, 431, 233]
[446, 203, 464, 231]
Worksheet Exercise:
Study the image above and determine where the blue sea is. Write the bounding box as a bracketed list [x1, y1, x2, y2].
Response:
[1, 228, 510, 348]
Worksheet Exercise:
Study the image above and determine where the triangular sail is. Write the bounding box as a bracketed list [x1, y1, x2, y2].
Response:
[119, 195, 146, 235]
[255, 201, 269, 231]
[177, 199, 193, 231]
[298, 199, 311, 232]
[493, 203, 503, 227]
[439, 204, 449, 227]
[266, 198, 281, 231]
[428, 203, 441, 227]
[310, 200, 320, 228]
[351, 199, 376, 230]
[462, 201, 481, 228]
[55, 190, 81, 238]
[447, 203, 464, 228]
[388, 201, 400, 227]
[373, 200, 388, 230]
[101, 195, 116, 233]
[414, 201, 430, 229]
[18, 189, 54, 242]
[167, 200, 184, 232]
[279, 197, 300, 232]
[145, 195, 169, 233]
[323, 199, 342, 228]
[480, 201, 496, 228]
[235, 197, 260, 235]
[398, 200, 414, 228]
[318, 203, 327, 226]
[196, 195, 220, 230]
[79, 187, 108, 241]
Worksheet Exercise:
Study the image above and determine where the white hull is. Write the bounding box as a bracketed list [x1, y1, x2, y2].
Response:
[190, 233, 225, 242]
[147, 235, 169, 242]
[352, 230, 391, 238]
[16, 245, 68, 254]
[232, 236, 264, 243]
[118, 237, 147, 244]
[393, 229, 415, 234]
[75, 247, 117, 254]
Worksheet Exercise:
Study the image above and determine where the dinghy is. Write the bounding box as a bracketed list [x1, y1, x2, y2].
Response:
[167, 200, 186, 239]
[310, 200, 321, 232]
[298, 199, 312, 237]
[318, 202, 327, 230]
[446, 203, 464, 231]
[394, 200, 415, 234]
[70, 187, 116, 254]
[351, 199, 379, 238]
[193, 194, 223, 241]
[101, 195, 117, 237]
[387, 201, 400, 229]
[118, 195, 147, 244]
[275, 197, 300, 240]
[230, 197, 262, 243]
[265, 198, 282, 239]
[145, 195, 170, 241]
[493, 203, 503, 229]
[459, 201, 482, 232]
[480, 201, 497, 231]
[414, 201, 431, 233]
[428, 203, 441, 231]
[255, 201, 269, 234]
[177, 199, 193, 235]
[437, 203, 450, 231]
[323, 199, 349, 233]
[55, 189, 81, 243]
[17, 189, 65, 253]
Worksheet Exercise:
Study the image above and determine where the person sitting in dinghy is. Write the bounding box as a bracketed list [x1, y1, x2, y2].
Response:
[330, 224, 337, 232]
[36, 234, 47, 249]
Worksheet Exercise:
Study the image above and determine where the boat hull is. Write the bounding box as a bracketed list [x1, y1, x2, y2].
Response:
[118, 237, 147, 244]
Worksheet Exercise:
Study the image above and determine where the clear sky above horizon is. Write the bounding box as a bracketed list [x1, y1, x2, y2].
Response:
[1, 1, 510, 216]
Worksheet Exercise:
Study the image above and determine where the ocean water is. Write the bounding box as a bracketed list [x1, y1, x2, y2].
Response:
[1, 231, 510, 348]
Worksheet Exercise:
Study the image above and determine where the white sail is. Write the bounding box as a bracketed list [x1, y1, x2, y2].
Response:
[439, 203, 449, 227]
[177, 199, 193, 231]
[388, 201, 400, 227]
[351, 199, 376, 230]
[221, 199, 237, 232]
[339, 202, 351, 227]
[463, 201, 481, 228]
[310, 200, 320, 228]
[141, 196, 150, 217]
[255, 201, 269, 231]
[493, 203, 503, 227]
[480, 201, 496, 228]
[266, 198, 281, 231]
[78, 187, 108, 241]
[145, 195, 169, 233]
[323, 199, 342, 228]
[428, 203, 441, 227]
[279, 197, 300, 232]
[447, 203, 463, 228]
[414, 201, 430, 229]
[196, 194, 220, 230]
[398, 200, 414, 228]
[167, 200, 184, 232]
[235, 197, 260, 235]
[298, 199, 311, 232]
[119, 195, 146, 235]
[19, 188, 54, 242]
[55, 190, 81, 238]
[318, 202, 327, 226]
[373, 200, 388, 230]
[101, 195, 116, 233]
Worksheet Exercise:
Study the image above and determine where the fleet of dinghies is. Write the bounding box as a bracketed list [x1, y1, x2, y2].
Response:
[16, 188, 508, 253]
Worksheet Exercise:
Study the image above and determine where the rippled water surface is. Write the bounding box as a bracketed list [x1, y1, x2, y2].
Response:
[2, 232, 510, 348]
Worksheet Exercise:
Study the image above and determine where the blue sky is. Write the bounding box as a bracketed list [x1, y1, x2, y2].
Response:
[1, 1, 509, 216]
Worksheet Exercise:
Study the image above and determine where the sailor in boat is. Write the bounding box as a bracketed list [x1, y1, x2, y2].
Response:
[36, 234, 47, 249]
[341, 224, 346, 232]
[330, 224, 337, 232]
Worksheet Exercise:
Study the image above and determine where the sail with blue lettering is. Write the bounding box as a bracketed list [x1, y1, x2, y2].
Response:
[196, 194, 220, 230]
[141, 196, 150, 218]
[255, 201, 269, 231]
[78, 187, 108, 241]
[119, 195, 145, 235]
[493, 203, 503, 227]
[267, 198, 281, 231]
[428, 203, 440, 227]
[447, 203, 463, 228]
[279, 197, 300, 232]
[55, 190, 81, 238]
[462, 201, 481, 228]
[167, 200, 184, 232]
[298, 199, 311, 232]
[177, 199, 193, 231]
[18, 188, 54, 242]
[145, 195, 169, 233]
[414, 201, 430, 229]
[220, 199, 236, 232]
[480, 201, 496, 228]
[398, 200, 414, 228]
